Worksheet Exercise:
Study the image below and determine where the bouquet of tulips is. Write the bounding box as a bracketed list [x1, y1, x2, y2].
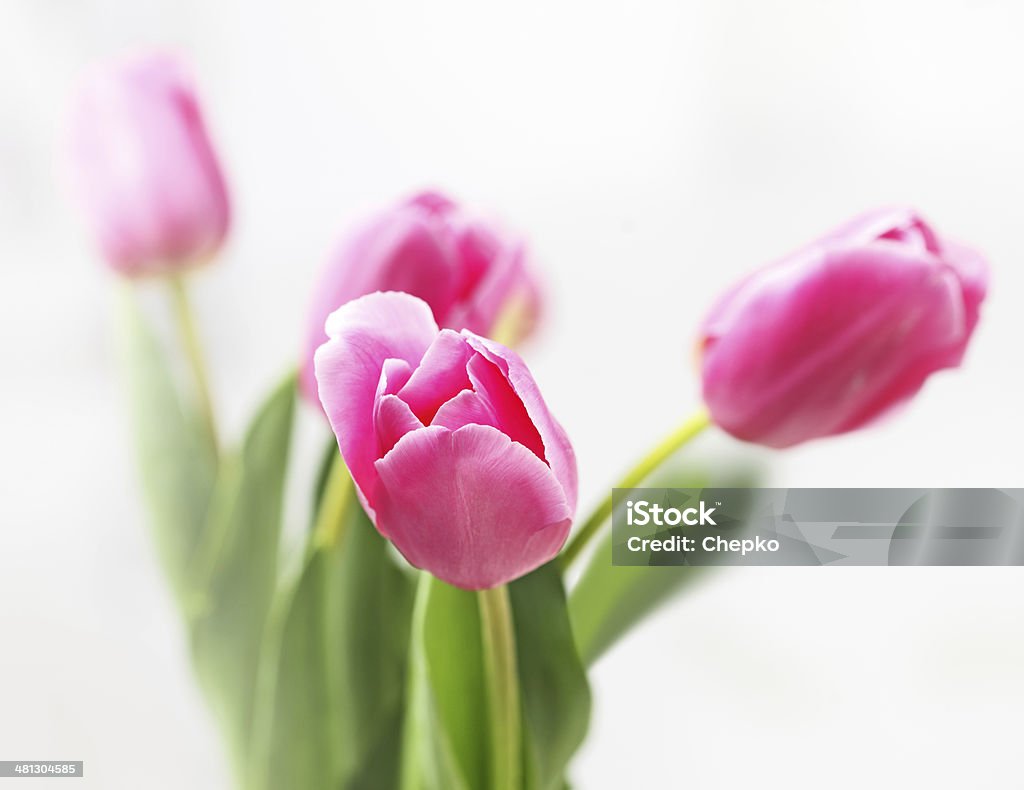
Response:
[68, 53, 988, 790]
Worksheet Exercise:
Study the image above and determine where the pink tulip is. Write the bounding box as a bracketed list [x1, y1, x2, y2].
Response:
[699, 207, 988, 448]
[68, 53, 230, 276]
[314, 292, 575, 589]
[300, 191, 541, 401]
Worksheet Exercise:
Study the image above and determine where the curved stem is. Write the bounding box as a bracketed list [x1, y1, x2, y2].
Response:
[478, 585, 521, 790]
[312, 453, 352, 551]
[168, 275, 219, 456]
[559, 408, 712, 570]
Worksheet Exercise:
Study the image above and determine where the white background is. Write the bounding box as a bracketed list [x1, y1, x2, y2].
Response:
[2, 1, 1023, 787]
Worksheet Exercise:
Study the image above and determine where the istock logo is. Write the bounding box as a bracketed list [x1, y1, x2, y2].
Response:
[625, 499, 719, 527]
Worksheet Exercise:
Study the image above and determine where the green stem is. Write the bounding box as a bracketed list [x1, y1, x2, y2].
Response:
[400, 573, 432, 790]
[312, 453, 352, 551]
[477, 585, 521, 790]
[560, 408, 712, 570]
[168, 275, 219, 456]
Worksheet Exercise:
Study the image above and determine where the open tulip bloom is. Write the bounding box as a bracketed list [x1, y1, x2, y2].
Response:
[314, 292, 577, 590]
[73, 61, 989, 788]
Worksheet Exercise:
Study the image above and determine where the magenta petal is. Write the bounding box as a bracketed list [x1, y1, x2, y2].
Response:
[374, 395, 423, 480]
[377, 357, 414, 397]
[431, 389, 501, 432]
[314, 292, 438, 512]
[461, 333, 578, 513]
[701, 244, 968, 447]
[373, 359, 420, 462]
[397, 329, 473, 423]
[373, 425, 573, 589]
[464, 352, 546, 461]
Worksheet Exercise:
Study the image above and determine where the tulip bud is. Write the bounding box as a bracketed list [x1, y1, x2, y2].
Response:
[314, 292, 576, 589]
[699, 207, 988, 448]
[68, 52, 230, 276]
[300, 191, 541, 401]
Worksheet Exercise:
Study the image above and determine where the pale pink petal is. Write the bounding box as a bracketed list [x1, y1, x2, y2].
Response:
[299, 191, 545, 402]
[940, 238, 989, 338]
[450, 238, 537, 340]
[314, 292, 438, 510]
[818, 206, 936, 251]
[405, 189, 457, 215]
[299, 205, 460, 400]
[67, 52, 230, 276]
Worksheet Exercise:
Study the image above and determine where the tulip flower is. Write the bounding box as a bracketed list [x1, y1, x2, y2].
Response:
[314, 291, 576, 589]
[300, 191, 541, 400]
[699, 207, 988, 448]
[68, 52, 230, 276]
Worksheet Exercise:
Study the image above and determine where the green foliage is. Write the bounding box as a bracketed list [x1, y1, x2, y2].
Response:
[568, 457, 761, 666]
[401, 576, 486, 790]
[510, 564, 591, 790]
[248, 485, 414, 790]
[120, 283, 758, 789]
[399, 564, 593, 790]
[189, 374, 296, 772]
[118, 286, 218, 606]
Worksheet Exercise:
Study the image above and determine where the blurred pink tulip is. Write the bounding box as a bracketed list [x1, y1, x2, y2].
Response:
[699, 207, 988, 448]
[300, 191, 541, 401]
[314, 292, 575, 589]
[68, 52, 230, 276]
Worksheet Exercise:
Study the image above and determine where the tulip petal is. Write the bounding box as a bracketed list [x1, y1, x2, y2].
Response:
[299, 191, 543, 404]
[431, 390, 501, 432]
[702, 244, 968, 447]
[453, 237, 534, 340]
[315, 292, 438, 511]
[373, 425, 572, 589]
[375, 394, 423, 464]
[300, 206, 459, 400]
[464, 352, 546, 461]
[373, 360, 419, 460]
[397, 329, 473, 423]
[462, 334, 578, 513]
[941, 238, 989, 338]
[405, 190, 457, 215]
[68, 53, 230, 276]
[819, 206, 938, 252]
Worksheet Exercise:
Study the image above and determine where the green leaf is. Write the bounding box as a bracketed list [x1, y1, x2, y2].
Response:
[247, 546, 339, 790]
[401, 575, 488, 790]
[332, 499, 416, 788]
[510, 564, 591, 790]
[188, 373, 296, 772]
[569, 456, 761, 666]
[117, 285, 217, 606]
[402, 566, 591, 790]
[569, 540, 707, 667]
[249, 487, 415, 790]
